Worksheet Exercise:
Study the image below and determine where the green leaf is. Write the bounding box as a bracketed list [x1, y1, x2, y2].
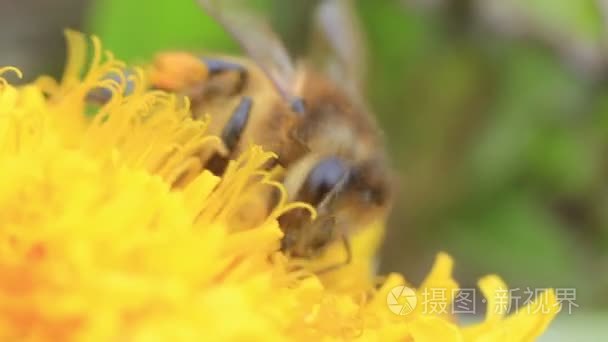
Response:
[87, 0, 238, 62]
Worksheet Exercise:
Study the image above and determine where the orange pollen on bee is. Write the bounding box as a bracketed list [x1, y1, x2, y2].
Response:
[147, 51, 209, 90]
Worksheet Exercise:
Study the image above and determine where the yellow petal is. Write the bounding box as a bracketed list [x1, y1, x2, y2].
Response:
[415, 252, 459, 318]
[479, 275, 510, 323]
[500, 289, 559, 342]
[408, 316, 463, 342]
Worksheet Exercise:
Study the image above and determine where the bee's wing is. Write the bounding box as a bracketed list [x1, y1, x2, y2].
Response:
[198, 0, 296, 101]
[310, 0, 368, 97]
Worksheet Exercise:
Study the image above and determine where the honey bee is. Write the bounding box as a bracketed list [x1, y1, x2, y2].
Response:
[149, 0, 393, 269]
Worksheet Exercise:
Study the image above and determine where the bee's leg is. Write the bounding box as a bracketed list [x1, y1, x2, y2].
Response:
[312, 232, 352, 275]
[205, 96, 253, 175]
[280, 226, 297, 253]
[221, 96, 252, 151]
[279, 213, 352, 275]
[305, 159, 353, 273]
[86, 69, 136, 104]
[201, 58, 249, 94]
[283, 212, 353, 274]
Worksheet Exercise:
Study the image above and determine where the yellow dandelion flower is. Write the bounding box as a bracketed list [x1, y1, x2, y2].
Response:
[0, 30, 560, 341]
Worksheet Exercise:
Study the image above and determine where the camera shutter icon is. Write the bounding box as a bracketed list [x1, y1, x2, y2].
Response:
[386, 285, 417, 315]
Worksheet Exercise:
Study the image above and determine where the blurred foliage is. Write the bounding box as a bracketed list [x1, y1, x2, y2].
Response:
[88, 0, 236, 61]
[89, 0, 608, 308]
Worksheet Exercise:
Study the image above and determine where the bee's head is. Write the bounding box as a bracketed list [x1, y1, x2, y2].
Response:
[298, 155, 391, 226]
[279, 155, 392, 257]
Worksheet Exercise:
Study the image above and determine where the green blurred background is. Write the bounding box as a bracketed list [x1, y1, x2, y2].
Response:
[1, 0, 606, 326]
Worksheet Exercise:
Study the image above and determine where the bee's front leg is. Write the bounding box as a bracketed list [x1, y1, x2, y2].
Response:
[220, 96, 252, 151]
[280, 213, 352, 274]
[205, 95, 253, 175]
[314, 232, 352, 275]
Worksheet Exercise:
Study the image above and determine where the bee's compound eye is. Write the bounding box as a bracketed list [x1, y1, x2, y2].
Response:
[304, 157, 350, 205]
